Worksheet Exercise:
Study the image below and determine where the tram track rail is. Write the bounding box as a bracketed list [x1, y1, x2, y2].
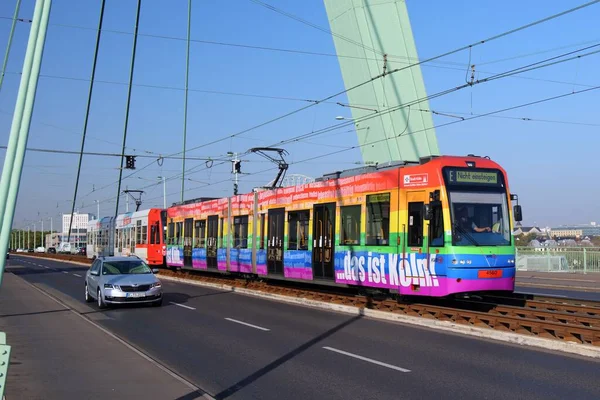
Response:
[10, 252, 600, 347]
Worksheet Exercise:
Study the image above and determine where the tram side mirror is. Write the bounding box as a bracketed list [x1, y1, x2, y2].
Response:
[423, 204, 433, 221]
[513, 205, 523, 222]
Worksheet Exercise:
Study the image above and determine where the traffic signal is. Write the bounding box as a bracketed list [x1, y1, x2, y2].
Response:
[233, 183, 238, 195]
[125, 155, 136, 169]
[232, 160, 241, 174]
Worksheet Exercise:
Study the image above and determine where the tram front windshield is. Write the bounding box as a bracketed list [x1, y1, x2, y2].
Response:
[449, 191, 511, 246]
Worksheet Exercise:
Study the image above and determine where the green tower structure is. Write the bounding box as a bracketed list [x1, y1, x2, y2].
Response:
[323, 0, 439, 164]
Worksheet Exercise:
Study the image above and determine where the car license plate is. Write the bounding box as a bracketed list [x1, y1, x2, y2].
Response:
[478, 269, 503, 278]
[126, 292, 145, 298]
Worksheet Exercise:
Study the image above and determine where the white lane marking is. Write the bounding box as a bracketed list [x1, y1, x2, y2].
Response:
[169, 302, 196, 310]
[73, 273, 82, 278]
[323, 346, 411, 373]
[44, 266, 49, 269]
[224, 317, 270, 331]
[63, 271, 69, 274]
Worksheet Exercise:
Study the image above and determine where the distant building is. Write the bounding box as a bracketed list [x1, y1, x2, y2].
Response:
[61, 212, 89, 248]
[513, 226, 542, 235]
[550, 228, 583, 238]
[550, 222, 600, 238]
[45, 232, 61, 249]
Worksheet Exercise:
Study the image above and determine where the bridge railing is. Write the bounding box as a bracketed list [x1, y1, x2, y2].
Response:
[516, 246, 600, 274]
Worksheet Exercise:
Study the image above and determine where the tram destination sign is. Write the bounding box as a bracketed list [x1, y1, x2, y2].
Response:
[445, 168, 502, 186]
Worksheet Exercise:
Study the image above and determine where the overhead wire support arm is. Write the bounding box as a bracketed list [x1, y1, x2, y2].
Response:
[123, 189, 144, 212]
[249, 147, 289, 189]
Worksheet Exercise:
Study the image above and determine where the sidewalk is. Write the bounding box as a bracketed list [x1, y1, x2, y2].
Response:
[0, 272, 201, 400]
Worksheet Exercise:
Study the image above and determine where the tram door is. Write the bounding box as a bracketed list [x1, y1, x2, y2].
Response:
[183, 218, 194, 268]
[404, 191, 430, 294]
[313, 203, 335, 279]
[207, 215, 218, 269]
[267, 208, 284, 274]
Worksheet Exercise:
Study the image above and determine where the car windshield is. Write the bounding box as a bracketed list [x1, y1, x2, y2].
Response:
[102, 260, 152, 275]
[449, 191, 511, 246]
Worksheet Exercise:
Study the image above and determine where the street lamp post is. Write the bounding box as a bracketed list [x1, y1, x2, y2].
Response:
[158, 176, 166, 209]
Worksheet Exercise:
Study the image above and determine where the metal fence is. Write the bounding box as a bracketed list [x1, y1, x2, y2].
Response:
[516, 247, 600, 274]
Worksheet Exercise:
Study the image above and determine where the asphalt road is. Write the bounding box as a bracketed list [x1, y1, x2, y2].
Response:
[0, 271, 197, 400]
[516, 286, 600, 301]
[7, 255, 600, 400]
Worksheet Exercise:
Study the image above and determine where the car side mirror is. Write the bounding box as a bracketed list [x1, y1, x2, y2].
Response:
[513, 205, 523, 222]
[152, 268, 159, 274]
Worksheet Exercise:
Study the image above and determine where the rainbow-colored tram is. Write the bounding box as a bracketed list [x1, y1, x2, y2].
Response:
[165, 155, 523, 297]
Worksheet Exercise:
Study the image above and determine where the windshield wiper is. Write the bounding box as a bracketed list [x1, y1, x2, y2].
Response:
[453, 223, 479, 246]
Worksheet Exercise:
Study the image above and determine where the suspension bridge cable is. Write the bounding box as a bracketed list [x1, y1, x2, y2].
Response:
[114, 0, 141, 219]
[66, 0, 105, 244]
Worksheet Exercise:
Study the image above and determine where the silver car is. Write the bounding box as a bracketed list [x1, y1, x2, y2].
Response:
[85, 256, 163, 308]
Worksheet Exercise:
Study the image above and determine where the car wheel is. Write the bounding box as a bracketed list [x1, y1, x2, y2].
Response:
[152, 298, 163, 307]
[85, 283, 93, 302]
[97, 288, 106, 309]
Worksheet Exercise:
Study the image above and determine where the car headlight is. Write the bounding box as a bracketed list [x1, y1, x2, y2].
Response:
[151, 281, 162, 288]
[104, 284, 120, 290]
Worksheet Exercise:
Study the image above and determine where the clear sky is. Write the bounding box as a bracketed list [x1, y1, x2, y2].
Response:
[1, 0, 599, 230]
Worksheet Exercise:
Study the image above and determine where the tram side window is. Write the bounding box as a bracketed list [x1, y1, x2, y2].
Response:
[195, 220, 206, 248]
[259, 214, 265, 250]
[150, 223, 156, 245]
[407, 202, 424, 247]
[233, 216, 249, 248]
[288, 211, 309, 250]
[219, 218, 224, 248]
[366, 193, 390, 246]
[167, 222, 174, 245]
[340, 205, 361, 245]
[142, 224, 147, 244]
[429, 203, 444, 247]
[155, 222, 162, 244]
[136, 220, 142, 245]
[176, 222, 183, 246]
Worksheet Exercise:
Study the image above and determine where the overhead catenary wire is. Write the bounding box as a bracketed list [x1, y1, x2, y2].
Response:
[6, 68, 596, 104]
[31, 1, 600, 212]
[5, 11, 600, 73]
[248, 0, 387, 57]
[150, 82, 600, 206]
[0, 145, 227, 161]
[0, 108, 166, 155]
[268, 42, 600, 148]
[158, 0, 600, 160]
[81, 80, 600, 212]
[294, 84, 600, 166]
[85, 39, 600, 208]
